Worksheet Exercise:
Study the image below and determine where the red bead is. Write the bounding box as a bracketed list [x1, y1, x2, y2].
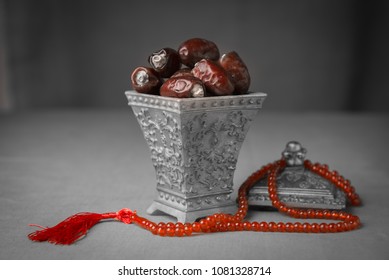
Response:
[304, 160, 312, 168]
[315, 210, 324, 219]
[348, 220, 358, 230]
[237, 208, 247, 216]
[268, 187, 277, 194]
[328, 223, 337, 233]
[239, 205, 248, 212]
[344, 214, 352, 221]
[243, 222, 252, 231]
[199, 220, 210, 231]
[278, 205, 287, 213]
[234, 213, 244, 221]
[175, 222, 184, 229]
[252, 222, 260, 231]
[213, 213, 222, 222]
[157, 226, 167, 237]
[151, 225, 158, 235]
[336, 222, 345, 232]
[352, 198, 361, 206]
[306, 209, 316, 218]
[206, 216, 216, 227]
[166, 222, 175, 228]
[311, 223, 319, 233]
[259, 222, 268, 232]
[350, 193, 359, 201]
[227, 222, 236, 231]
[272, 200, 281, 208]
[277, 222, 286, 232]
[298, 210, 308, 219]
[227, 214, 235, 222]
[286, 209, 297, 217]
[339, 212, 348, 219]
[192, 222, 201, 232]
[319, 223, 328, 233]
[235, 222, 243, 231]
[268, 222, 277, 232]
[269, 193, 278, 201]
[184, 223, 193, 236]
[238, 198, 247, 205]
[166, 227, 175, 236]
[331, 211, 340, 219]
[217, 223, 227, 232]
[294, 222, 303, 233]
[175, 227, 184, 237]
[285, 223, 294, 232]
[302, 223, 311, 233]
[323, 210, 332, 219]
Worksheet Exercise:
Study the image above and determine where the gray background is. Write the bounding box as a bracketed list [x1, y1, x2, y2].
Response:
[1, 0, 389, 111]
[1, 0, 389, 260]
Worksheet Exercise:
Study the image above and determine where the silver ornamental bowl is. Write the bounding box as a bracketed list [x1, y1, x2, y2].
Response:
[125, 90, 267, 222]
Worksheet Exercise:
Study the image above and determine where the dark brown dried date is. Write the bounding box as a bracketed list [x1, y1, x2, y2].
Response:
[170, 68, 194, 78]
[148, 48, 181, 78]
[219, 51, 250, 94]
[192, 59, 234, 96]
[178, 38, 220, 68]
[131, 66, 162, 94]
[160, 76, 205, 98]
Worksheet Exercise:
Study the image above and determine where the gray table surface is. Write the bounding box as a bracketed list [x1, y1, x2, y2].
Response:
[0, 109, 388, 260]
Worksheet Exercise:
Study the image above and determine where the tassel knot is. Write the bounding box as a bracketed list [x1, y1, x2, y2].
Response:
[116, 208, 135, 224]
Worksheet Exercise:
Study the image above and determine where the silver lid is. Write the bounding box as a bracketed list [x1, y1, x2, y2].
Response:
[249, 141, 346, 209]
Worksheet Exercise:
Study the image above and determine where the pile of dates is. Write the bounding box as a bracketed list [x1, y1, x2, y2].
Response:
[131, 38, 251, 98]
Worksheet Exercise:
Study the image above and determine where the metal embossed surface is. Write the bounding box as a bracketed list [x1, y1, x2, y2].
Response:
[248, 167, 347, 209]
[126, 90, 267, 222]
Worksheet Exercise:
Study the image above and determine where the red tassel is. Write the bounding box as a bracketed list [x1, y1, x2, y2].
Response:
[28, 211, 117, 245]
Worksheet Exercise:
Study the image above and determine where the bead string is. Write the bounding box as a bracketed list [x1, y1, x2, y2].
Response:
[116, 159, 361, 236]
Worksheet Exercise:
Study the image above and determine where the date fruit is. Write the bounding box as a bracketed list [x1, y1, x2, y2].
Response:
[178, 38, 220, 68]
[171, 68, 194, 78]
[192, 59, 234, 96]
[160, 76, 205, 98]
[219, 51, 250, 94]
[131, 66, 162, 94]
[148, 47, 181, 78]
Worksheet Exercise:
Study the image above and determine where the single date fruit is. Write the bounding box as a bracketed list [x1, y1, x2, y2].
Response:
[131, 66, 162, 94]
[219, 51, 250, 94]
[171, 68, 194, 78]
[192, 59, 234, 96]
[148, 48, 181, 78]
[178, 38, 220, 68]
[160, 76, 205, 98]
